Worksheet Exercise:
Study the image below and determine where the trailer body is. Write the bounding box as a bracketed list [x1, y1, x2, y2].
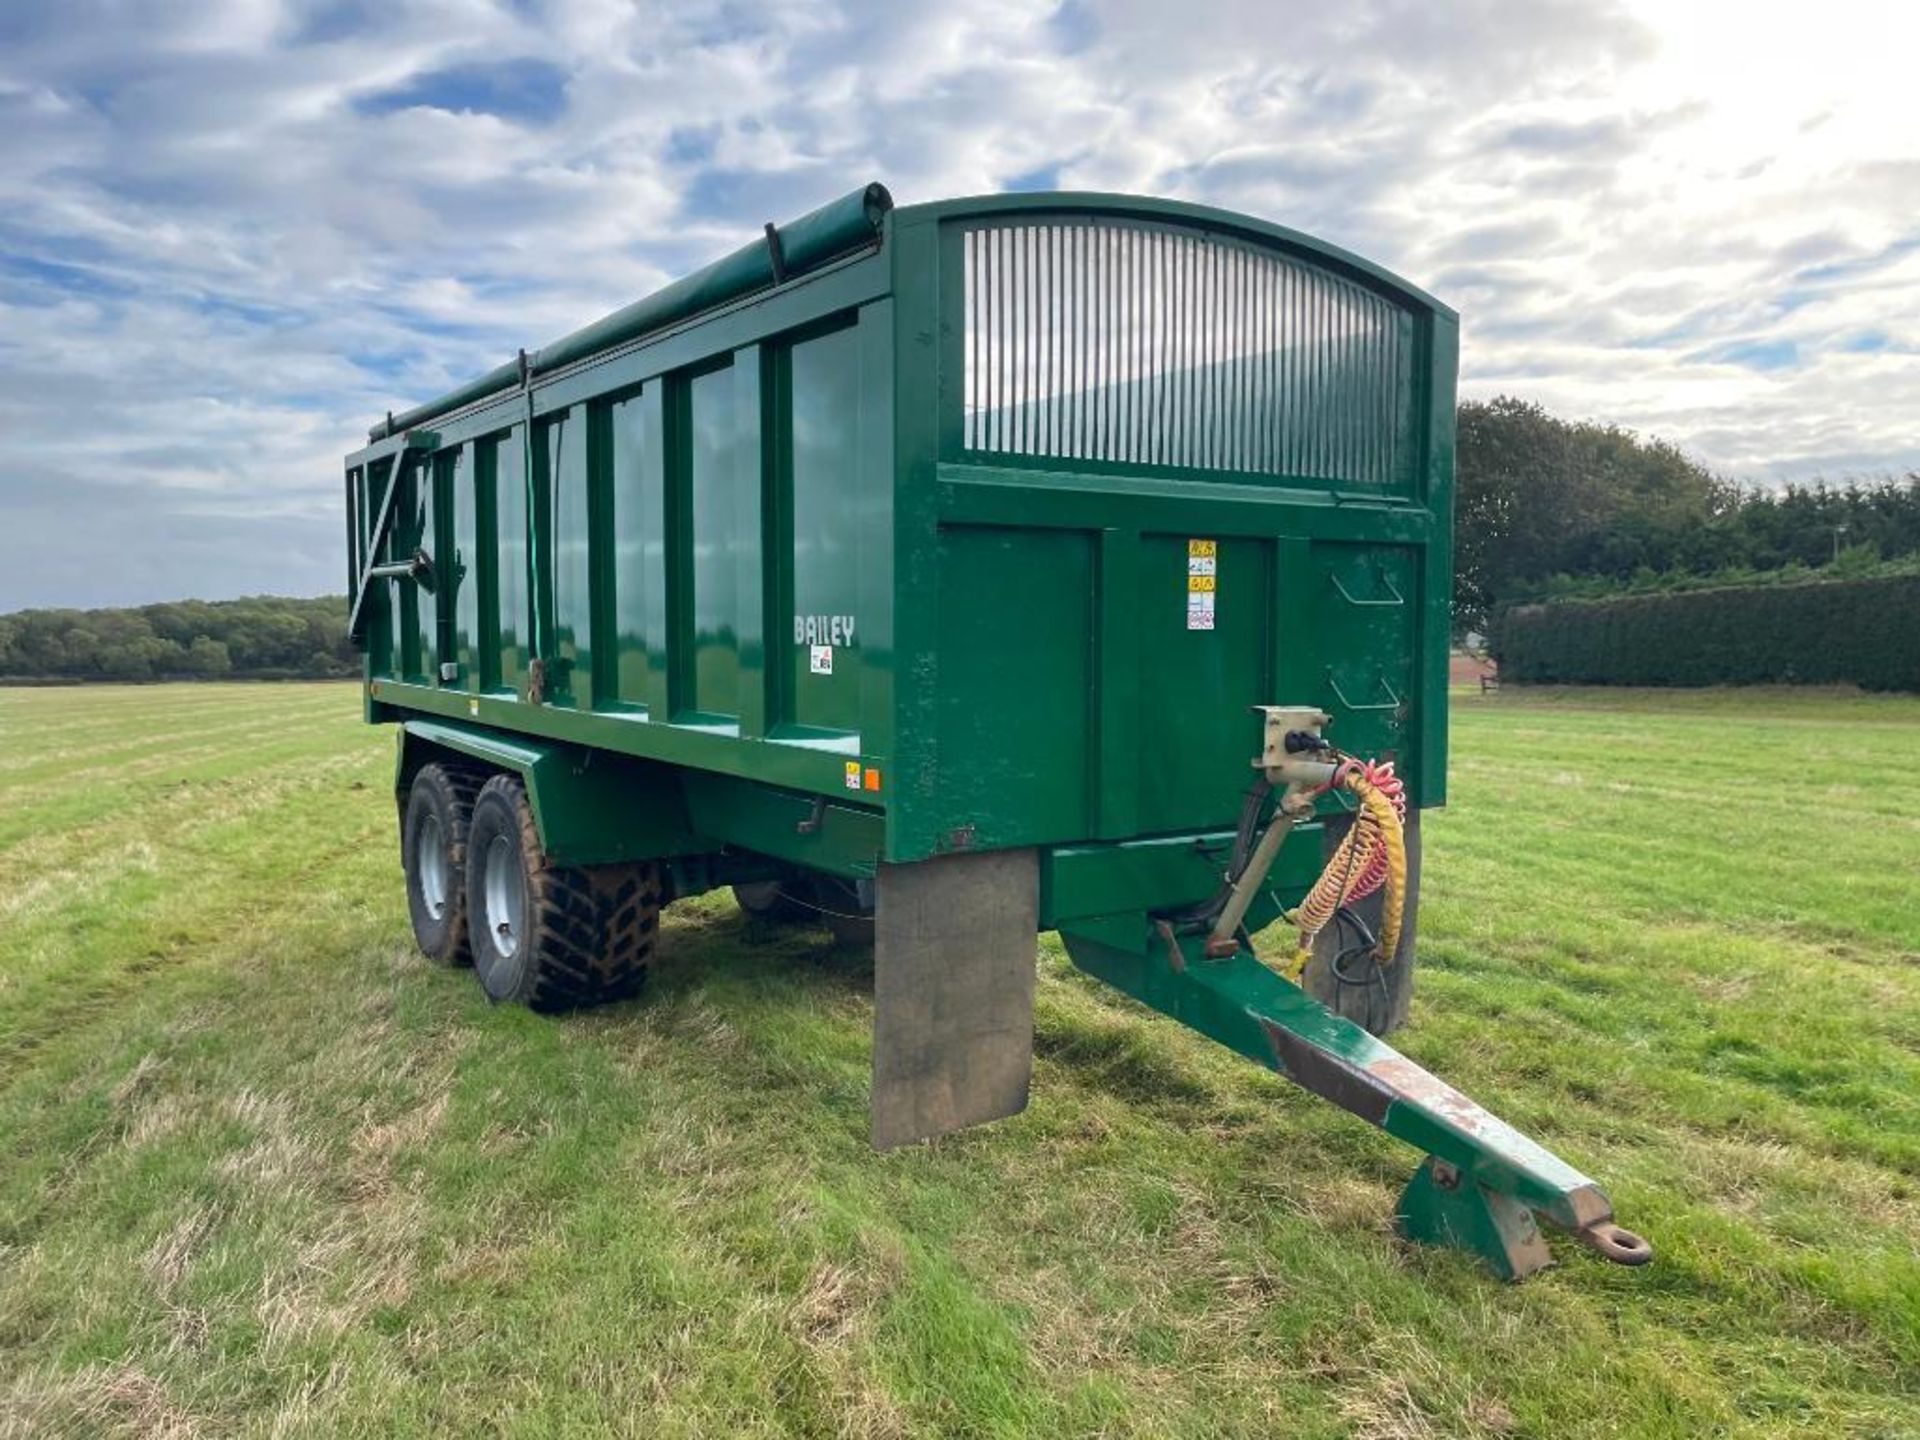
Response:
[348, 187, 1451, 898]
[346, 186, 1649, 1277]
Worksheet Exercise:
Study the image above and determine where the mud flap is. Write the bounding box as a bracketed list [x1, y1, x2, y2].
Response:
[870, 849, 1039, 1150]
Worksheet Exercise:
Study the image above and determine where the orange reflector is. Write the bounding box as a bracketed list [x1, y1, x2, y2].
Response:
[863, 767, 882, 791]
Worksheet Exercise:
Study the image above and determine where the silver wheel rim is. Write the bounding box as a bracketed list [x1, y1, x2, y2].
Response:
[417, 812, 450, 920]
[484, 833, 525, 959]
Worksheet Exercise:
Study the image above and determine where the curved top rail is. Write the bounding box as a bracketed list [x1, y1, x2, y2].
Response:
[897, 190, 1453, 320]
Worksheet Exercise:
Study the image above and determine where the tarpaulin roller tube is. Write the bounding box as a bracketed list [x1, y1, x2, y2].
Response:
[368, 182, 893, 441]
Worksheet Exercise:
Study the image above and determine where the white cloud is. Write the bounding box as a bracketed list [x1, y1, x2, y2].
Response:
[0, 0, 1914, 607]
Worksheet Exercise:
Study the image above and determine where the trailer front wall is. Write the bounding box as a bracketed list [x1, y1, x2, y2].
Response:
[886, 196, 1455, 867]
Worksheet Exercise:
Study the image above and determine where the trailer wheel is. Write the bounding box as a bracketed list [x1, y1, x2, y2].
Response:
[403, 762, 484, 966]
[733, 880, 810, 925]
[464, 773, 662, 1011]
[1303, 810, 1421, 1036]
[811, 875, 875, 948]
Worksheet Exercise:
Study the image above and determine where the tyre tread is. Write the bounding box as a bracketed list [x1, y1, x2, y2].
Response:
[471, 773, 663, 1011]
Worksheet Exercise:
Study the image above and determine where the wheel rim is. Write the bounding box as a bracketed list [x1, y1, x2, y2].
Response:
[483, 833, 526, 960]
[416, 812, 450, 920]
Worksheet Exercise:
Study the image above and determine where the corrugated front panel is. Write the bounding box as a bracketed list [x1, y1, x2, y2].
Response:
[960, 218, 1415, 488]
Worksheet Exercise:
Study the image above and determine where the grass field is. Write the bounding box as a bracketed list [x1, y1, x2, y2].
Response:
[1, 683, 1916, 1438]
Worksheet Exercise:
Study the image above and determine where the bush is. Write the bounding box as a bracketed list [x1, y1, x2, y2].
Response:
[1494, 574, 1920, 691]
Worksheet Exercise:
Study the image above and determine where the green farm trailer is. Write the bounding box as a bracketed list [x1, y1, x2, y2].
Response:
[344, 183, 1648, 1278]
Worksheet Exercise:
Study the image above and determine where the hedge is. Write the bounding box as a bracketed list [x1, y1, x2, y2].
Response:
[1494, 574, 1920, 691]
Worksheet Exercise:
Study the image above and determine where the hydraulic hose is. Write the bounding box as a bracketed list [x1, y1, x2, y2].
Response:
[1286, 760, 1408, 979]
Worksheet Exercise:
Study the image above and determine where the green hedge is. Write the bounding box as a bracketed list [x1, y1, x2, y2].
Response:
[1494, 575, 1920, 691]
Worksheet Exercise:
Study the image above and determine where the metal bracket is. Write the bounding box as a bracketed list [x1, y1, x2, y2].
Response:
[1329, 568, 1406, 608]
[796, 795, 827, 835]
[1326, 669, 1403, 713]
[763, 222, 789, 283]
[1397, 1156, 1552, 1281]
[347, 431, 439, 645]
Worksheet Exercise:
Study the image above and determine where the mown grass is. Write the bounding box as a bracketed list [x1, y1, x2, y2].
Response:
[0, 682, 1915, 1438]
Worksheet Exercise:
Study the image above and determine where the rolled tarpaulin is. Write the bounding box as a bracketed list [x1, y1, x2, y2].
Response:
[370, 182, 893, 441]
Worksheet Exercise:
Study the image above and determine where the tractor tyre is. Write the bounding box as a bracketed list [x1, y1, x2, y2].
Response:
[465, 773, 663, 1011]
[1303, 809, 1421, 1036]
[403, 761, 484, 966]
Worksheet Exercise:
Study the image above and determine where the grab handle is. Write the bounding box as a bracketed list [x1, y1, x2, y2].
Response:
[1328, 568, 1405, 608]
[1326, 669, 1403, 712]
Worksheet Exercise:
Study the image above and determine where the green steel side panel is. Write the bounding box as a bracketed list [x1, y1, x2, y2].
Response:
[608, 384, 667, 713]
[852, 301, 897, 821]
[885, 211, 946, 861]
[680, 771, 885, 878]
[547, 406, 593, 707]
[786, 321, 865, 735]
[1132, 532, 1273, 835]
[489, 429, 530, 695]
[1417, 311, 1458, 809]
[370, 679, 881, 808]
[733, 346, 767, 739]
[932, 525, 1095, 851]
[400, 718, 698, 865]
[446, 444, 481, 690]
[1310, 540, 1418, 767]
[683, 359, 746, 722]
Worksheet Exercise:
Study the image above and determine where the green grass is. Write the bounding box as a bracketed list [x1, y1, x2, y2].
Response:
[1, 682, 1916, 1438]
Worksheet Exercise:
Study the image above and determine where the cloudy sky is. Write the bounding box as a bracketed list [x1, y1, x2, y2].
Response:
[1, 0, 1915, 610]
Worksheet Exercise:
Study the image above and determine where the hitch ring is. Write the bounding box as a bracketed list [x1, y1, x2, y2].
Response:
[1577, 1221, 1653, 1266]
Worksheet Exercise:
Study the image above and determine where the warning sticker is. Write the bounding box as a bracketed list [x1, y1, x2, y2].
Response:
[844, 761, 862, 791]
[1187, 539, 1217, 630]
[810, 644, 833, 675]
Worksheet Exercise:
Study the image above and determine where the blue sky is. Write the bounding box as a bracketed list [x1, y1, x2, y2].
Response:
[0, 0, 1915, 608]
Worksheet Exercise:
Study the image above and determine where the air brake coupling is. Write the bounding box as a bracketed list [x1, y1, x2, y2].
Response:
[1253, 705, 1339, 797]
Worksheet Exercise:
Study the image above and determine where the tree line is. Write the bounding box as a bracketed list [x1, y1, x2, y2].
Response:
[7, 398, 1914, 679]
[0, 596, 356, 682]
[1455, 396, 1920, 631]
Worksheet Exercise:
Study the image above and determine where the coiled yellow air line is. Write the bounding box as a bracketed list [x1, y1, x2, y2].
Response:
[1284, 766, 1407, 981]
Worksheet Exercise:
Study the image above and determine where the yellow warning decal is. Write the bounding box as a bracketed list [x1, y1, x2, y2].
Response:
[844, 760, 862, 791]
[1187, 539, 1217, 631]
